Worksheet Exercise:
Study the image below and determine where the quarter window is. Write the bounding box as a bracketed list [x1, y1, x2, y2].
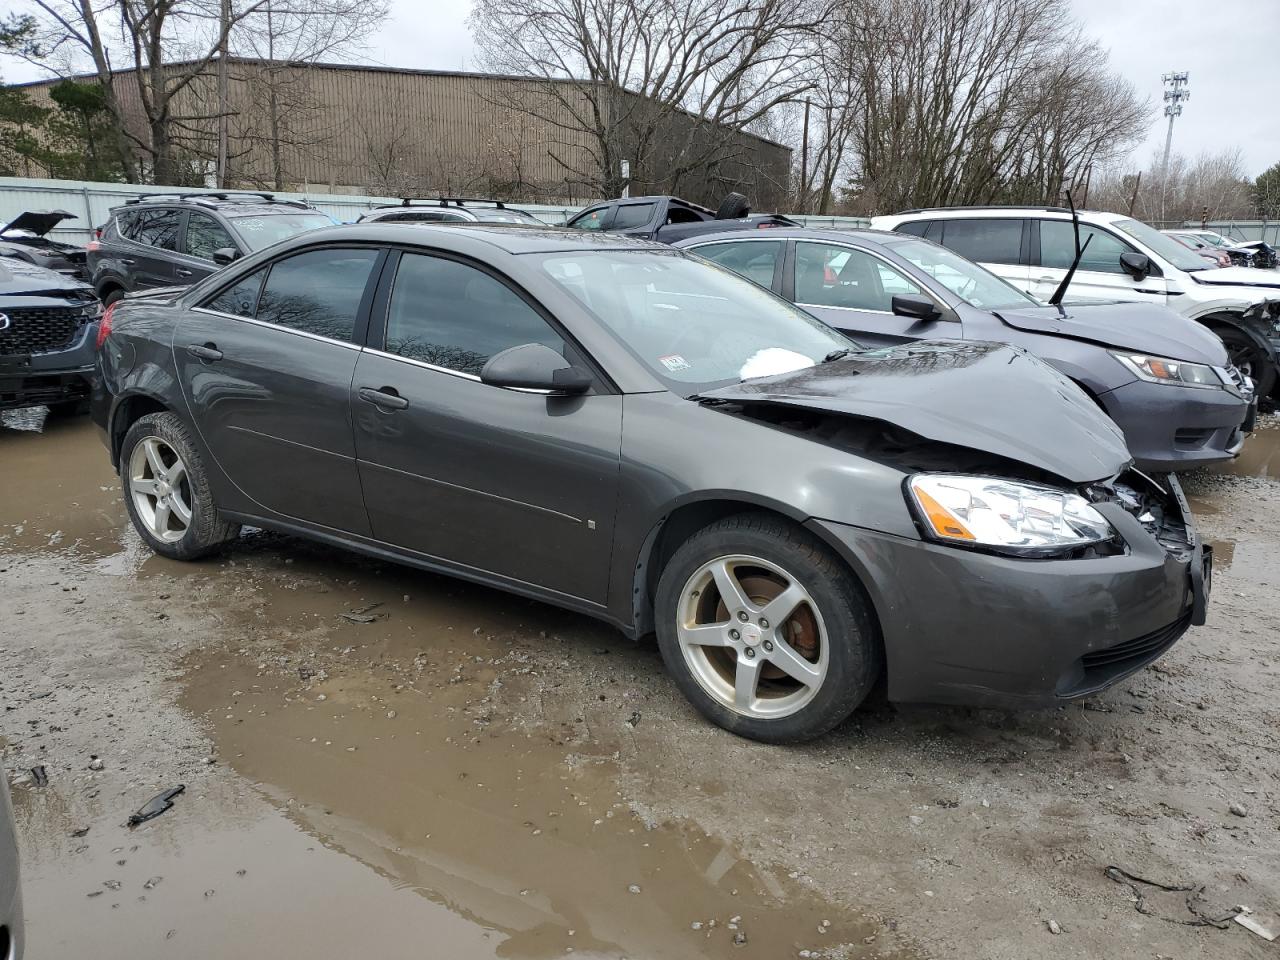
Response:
[384, 253, 566, 377]
[205, 268, 266, 318]
[939, 219, 1022, 264]
[1040, 221, 1134, 274]
[184, 212, 236, 261]
[130, 209, 182, 250]
[693, 241, 782, 288]
[255, 248, 379, 342]
[795, 242, 921, 311]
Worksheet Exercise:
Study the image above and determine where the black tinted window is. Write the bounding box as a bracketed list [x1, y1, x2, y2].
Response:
[256, 248, 379, 342]
[131, 209, 182, 250]
[611, 203, 654, 229]
[940, 219, 1021, 264]
[694, 241, 781, 288]
[185, 213, 236, 261]
[1040, 221, 1134, 274]
[894, 220, 931, 237]
[385, 253, 565, 376]
[205, 268, 266, 317]
[568, 206, 612, 231]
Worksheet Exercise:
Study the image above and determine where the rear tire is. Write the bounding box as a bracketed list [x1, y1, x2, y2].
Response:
[120, 412, 239, 560]
[101, 286, 124, 306]
[654, 512, 881, 743]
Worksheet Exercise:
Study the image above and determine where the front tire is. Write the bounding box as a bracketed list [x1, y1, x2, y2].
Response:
[1215, 324, 1276, 397]
[654, 512, 881, 743]
[120, 412, 239, 560]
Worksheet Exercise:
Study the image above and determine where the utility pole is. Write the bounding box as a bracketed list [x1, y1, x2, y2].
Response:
[799, 98, 811, 214]
[216, 0, 231, 188]
[1159, 71, 1190, 222]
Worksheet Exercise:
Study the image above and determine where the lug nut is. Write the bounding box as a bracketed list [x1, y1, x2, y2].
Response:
[737, 611, 749, 622]
[759, 618, 770, 628]
[729, 629, 740, 640]
[763, 640, 774, 652]
[744, 647, 756, 658]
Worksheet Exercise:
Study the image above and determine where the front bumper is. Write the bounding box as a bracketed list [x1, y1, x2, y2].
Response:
[1098, 379, 1253, 472]
[810, 477, 1205, 709]
[0, 321, 97, 411]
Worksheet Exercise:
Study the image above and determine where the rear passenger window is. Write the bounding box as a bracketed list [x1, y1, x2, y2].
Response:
[694, 241, 781, 288]
[939, 219, 1022, 264]
[384, 253, 565, 377]
[894, 220, 931, 237]
[611, 203, 655, 229]
[256, 248, 379, 342]
[204, 268, 267, 317]
[130, 209, 182, 250]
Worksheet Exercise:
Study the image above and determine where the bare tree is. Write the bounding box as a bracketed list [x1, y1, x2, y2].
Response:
[469, 0, 826, 201]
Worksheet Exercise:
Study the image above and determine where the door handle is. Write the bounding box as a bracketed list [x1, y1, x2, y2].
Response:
[358, 386, 409, 411]
[175, 268, 193, 278]
[187, 343, 223, 362]
[121, 258, 136, 265]
[1036, 275, 1056, 283]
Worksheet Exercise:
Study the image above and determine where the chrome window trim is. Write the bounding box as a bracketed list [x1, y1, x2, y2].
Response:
[189, 306, 362, 350]
[363, 346, 560, 395]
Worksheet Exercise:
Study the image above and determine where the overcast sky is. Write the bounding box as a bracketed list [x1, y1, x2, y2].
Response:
[4, 0, 1277, 176]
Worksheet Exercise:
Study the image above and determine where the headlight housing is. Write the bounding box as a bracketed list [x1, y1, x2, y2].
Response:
[1111, 351, 1225, 389]
[907, 474, 1117, 557]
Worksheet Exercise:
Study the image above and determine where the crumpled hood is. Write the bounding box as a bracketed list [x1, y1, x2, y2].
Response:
[0, 257, 93, 297]
[994, 302, 1229, 364]
[1191, 266, 1280, 289]
[701, 340, 1131, 484]
[2, 209, 76, 238]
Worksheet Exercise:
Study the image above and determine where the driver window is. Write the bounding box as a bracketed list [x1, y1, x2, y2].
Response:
[1040, 221, 1134, 274]
[568, 206, 612, 231]
[795, 242, 921, 311]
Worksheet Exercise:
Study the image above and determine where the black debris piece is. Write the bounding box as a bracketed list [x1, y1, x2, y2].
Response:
[127, 785, 186, 828]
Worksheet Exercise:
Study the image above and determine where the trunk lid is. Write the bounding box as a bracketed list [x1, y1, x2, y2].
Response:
[700, 340, 1131, 484]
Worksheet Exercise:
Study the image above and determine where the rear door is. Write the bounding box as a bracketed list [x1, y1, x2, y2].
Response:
[175, 211, 240, 285]
[174, 245, 385, 534]
[788, 239, 954, 346]
[125, 207, 185, 289]
[935, 218, 1031, 292]
[1030, 219, 1171, 304]
[351, 249, 622, 603]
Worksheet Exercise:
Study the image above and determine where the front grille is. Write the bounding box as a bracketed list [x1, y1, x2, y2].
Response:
[1080, 613, 1191, 672]
[0, 306, 88, 355]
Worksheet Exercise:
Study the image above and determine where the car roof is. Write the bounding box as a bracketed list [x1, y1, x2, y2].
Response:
[880, 206, 1127, 224]
[281, 221, 675, 255]
[675, 227, 905, 247]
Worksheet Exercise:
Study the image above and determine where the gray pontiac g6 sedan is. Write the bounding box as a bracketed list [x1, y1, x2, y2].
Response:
[92, 224, 1209, 742]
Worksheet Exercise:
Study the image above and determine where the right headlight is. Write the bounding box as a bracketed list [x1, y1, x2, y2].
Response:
[1111, 351, 1225, 389]
[907, 474, 1117, 556]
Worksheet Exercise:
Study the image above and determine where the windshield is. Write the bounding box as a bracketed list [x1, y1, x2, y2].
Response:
[887, 238, 1038, 310]
[1111, 217, 1208, 272]
[538, 250, 854, 392]
[229, 213, 333, 251]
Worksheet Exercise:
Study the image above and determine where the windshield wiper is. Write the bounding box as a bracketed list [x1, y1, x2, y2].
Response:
[823, 349, 852, 362]
[1048, 191, 1092, 309]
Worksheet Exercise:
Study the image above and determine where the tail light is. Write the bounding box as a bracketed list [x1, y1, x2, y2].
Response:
[95, 302, 117, 350]
[94, 225, 103, 239]
[86, 239, 101, 252]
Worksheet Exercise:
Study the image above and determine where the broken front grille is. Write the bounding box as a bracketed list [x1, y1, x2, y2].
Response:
[0, 306, 89, 355]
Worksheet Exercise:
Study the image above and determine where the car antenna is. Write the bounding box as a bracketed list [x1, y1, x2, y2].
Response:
[1047, 190, 1093, 310]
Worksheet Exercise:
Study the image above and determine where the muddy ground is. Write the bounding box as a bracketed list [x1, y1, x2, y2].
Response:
[1, 409, 1277, 960]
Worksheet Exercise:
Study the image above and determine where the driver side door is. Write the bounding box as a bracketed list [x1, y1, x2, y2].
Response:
[1030, 220, 1171, 304]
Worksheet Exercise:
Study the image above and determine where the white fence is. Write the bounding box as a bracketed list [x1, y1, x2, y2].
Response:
[0, 175, 869, 241]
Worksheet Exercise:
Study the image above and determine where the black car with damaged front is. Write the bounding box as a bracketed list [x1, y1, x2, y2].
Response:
[93, 225, 1207, 742]
[0, 210, 89, 282]
[1, 258, 101, 413]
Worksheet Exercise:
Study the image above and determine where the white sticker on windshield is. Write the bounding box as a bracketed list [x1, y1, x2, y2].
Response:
[740, 348, 816, 380]
[659, 354, 691, 372]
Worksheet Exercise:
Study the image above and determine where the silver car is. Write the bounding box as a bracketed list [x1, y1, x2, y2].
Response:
[0, 762, 21, 960]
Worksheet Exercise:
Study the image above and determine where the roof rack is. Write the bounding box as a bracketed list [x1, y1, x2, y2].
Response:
[125, 191, 311, 209]
[377, 196, 510, 210]
[896, 205, 1072, 215]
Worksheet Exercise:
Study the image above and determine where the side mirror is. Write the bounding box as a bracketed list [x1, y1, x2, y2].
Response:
[891, 293, 943, 322]
[480, 343, 592, 395]
[212, 247, 241, 266]
[1119, 252, 1151, 281]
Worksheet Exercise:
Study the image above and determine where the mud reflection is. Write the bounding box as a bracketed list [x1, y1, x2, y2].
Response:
[1215, 415, 1280, 478]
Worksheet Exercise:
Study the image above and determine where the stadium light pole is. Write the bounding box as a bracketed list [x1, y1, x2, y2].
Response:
[1159, 71, 1190, 222]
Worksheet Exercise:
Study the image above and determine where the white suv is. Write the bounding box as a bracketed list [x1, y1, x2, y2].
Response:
[871, 206, 1280, 394]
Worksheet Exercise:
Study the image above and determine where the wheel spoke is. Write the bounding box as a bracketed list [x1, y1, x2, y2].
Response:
[759, 582, 806, 628]
[733, 656, 762, 710]
[153, 501, 172, 534]
[167, 460, 186, 487]
[677, 622, 732, 648]
[169, 491, 192, 527]
[710, 559, 752, 616]
[143, 439, 167, 478]
[131, 478, 159, 497]
[765, 637, 823, 688]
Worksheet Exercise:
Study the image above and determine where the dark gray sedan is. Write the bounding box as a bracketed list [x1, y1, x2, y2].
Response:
[92, 224, 1208, 742]
[677, 229, 1255, 472]
[1, 760, 22, 960]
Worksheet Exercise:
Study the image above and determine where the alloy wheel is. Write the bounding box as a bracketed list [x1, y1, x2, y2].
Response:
[128, 436, 193, 543]
[676, 554, 829, 719]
